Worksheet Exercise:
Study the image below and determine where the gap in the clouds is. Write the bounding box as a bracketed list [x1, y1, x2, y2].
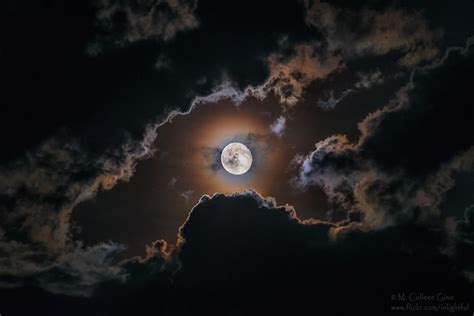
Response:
[71, 70, 406, 258]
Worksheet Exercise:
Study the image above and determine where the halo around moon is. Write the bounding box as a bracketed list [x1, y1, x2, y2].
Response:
[220, 142, 253, 175]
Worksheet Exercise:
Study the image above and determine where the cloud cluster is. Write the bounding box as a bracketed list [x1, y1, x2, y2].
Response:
[88, 0, 199, 53]
[175, 191, 331, 281]
[0, 126, 158, 295]
[1, 188, 472, 314]
[145, 0, 442, 112]
[294, 39, 474, 234]
[69, 190, 469, 315]
[256, 1, 441, 108]
[262, 44, 343, 106]
[304, 0, 441, 66]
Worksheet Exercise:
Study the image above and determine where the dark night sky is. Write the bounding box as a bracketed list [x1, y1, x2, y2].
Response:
[1, 0, 474, 315]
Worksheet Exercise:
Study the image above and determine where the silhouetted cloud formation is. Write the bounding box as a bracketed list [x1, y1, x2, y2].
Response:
[88, 0, 199, 54]
[1, 0, 473, 314]
[295, 39, 474, 234]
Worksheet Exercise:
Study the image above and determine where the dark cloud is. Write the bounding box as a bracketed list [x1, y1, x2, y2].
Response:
[170, 192, 472, 315]
[0, 127, 157, 295]
[88, 0, 199, 53]
[257, 0, 442, 109]
[304, 0, 441, 66]
[295, 39, 474, 233]
[8, 191, 470, 315]
[261, 43, 344, 106]
[1, 191, 472, 315]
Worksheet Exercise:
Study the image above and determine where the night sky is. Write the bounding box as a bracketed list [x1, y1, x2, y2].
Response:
[1, 0, 474, 315]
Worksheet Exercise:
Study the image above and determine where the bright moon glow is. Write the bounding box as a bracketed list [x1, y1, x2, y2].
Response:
[221, 142, 253, 175]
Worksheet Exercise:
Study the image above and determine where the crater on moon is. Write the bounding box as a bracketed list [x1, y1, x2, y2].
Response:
[220, 142, 253, 175]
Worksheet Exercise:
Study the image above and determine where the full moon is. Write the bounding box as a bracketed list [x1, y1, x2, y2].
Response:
[220, 142, 253, 175]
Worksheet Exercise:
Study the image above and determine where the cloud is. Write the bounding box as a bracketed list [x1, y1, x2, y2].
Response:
[121, 239, 172, 270]
[85, 0, 442, 112]
[154, 53, 172, 70]
[256, 1, 441, 108]
[318, 89, 354, 110]
[175, 191, 334, 282]
[89, 0, 199, 52]
[261, 44, 343, 106]
[304, 0, 441, 66]
[158, 191, 469, 315]
[0, 125, 158, 295]
[168, 176, 178, 188]
[0, 240, 125, 296]
[355, 69, 384, 89]
[269, 116, 286, 137]
[181, 189, 194, 203]
[294, 39, 474, 233]
[2, 191, 472, 314]
[317, 69, 385, 110]
[190, 80, 258, 108]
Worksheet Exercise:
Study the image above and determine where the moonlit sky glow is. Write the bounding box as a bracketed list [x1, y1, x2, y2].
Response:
[73, 79, 414, 255]
[73, 81, 402, 255]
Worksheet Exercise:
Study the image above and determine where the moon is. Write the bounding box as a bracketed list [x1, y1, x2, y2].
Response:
[220, 142, 253, 175]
